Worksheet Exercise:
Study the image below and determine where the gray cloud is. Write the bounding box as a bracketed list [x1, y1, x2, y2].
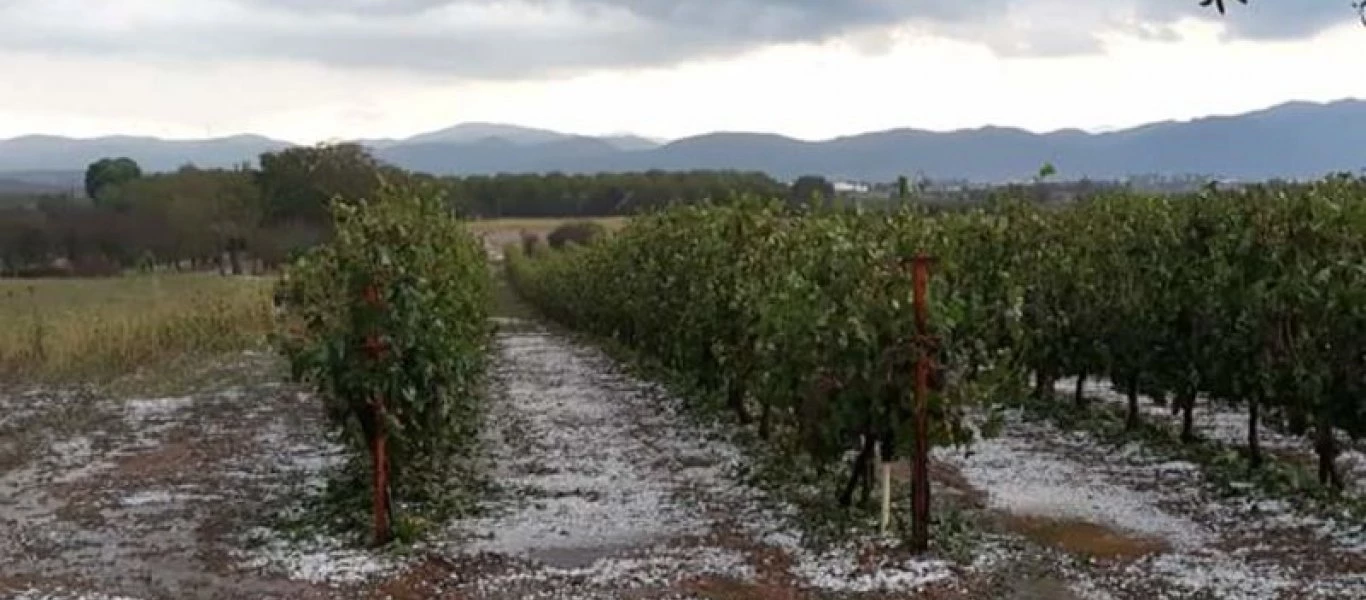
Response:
[0, 1, 1353, 79]
[1134, 0, 1351, 40]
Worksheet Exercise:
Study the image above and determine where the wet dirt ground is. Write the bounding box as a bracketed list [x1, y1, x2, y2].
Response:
[4, 316, 1366, 599]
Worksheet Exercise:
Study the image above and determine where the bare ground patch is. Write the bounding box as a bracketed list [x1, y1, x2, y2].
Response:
[0, 352, 343, 600]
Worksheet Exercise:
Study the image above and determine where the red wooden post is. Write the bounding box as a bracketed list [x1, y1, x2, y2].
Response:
[910, 253, 933, 554]
[371, 392, 391, 546]
[362, 284, 392, 546]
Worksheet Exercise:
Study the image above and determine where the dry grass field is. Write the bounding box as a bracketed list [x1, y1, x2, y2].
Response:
[465, 216, 628, 261]
[0, 274, 275, 382]
[463, 216, 629, 236]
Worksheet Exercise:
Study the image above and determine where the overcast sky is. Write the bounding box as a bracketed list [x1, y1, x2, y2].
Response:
[0, 0, 1362, 143]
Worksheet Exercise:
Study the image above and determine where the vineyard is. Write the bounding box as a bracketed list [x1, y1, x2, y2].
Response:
[501, 177, 1366, 595]
[7, 175, 1366, 599]
[508, 177, 1366, 499]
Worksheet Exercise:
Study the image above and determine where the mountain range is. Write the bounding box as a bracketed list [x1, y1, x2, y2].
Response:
[1, 99, 1363, 194]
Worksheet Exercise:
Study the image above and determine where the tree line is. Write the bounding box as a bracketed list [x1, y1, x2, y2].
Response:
[0, 143, 793, 277]
[3, 137, 1234, 279]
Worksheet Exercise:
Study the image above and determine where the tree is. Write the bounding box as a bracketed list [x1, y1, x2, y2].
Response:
[790, 175, 835, 209]
[546, 220, 607, 249]
[84, 157, 143, 207]
[0, 207, 49, 274]
[256, 143, 395, 226]
[199, 168, 264, 275]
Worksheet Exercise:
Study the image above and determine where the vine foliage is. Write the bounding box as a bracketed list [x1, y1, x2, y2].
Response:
[507, 177, 1366, 546]
[274, 180, 492, 544]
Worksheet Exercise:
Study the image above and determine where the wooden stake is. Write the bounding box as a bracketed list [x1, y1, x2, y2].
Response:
[372, 396, 392, 546]
[910, 253, 933, 553]
[362, 283, 392, 546]
[878, 442, 891, 535]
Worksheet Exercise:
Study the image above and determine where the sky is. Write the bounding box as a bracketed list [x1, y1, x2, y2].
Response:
[0, 0, 1363, 144]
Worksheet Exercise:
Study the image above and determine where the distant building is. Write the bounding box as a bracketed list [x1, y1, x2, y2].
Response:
[832, 180, 870, 193]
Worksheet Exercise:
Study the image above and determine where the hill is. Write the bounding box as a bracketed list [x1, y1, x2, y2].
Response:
[1, 99, 1362, 182]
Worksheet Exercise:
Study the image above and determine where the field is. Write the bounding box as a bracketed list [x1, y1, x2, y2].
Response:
[0, 274, 274, 382]
[464, 216, 629, 235]
[465, 216, 627, 261]
[3, 184, 1366, 600]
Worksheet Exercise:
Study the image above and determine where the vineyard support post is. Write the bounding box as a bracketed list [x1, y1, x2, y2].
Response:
[371, 393, 391, 546]
[362, 284, 393, 546]
[878, 441, 891, 534]
[910, 253, 933, 554]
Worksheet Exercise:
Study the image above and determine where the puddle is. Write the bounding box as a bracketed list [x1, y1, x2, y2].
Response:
[997, 513, 1168, 561]
[1004, 575, 1086, 600]
[900, 458, 1163, 561]
[526, 544, 635, 569]
[123, 396, 194, 423]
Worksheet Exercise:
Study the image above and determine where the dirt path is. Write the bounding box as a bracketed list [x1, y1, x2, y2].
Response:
[350, 318, 968, 599]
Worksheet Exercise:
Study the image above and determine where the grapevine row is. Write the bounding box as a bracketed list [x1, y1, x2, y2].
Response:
[275, 181, 493, 544]
[506, 177, 1366, 508]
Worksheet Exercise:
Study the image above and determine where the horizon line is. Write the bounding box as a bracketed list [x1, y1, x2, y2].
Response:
[0, 96, 1358, 147]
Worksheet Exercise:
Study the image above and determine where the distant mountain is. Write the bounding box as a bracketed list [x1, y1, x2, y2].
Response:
[375, 135, 621, 175]
[1, 99, 1363, 182]
[0, 178, 60, 196]
[600, 134, 665, 151]
[0, 169, 79, 195]
[400, 122, 570, 146]
[0, 134, 290, 172]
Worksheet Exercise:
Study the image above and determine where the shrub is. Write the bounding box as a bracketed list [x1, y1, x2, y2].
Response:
[520, 229, 545, 256]
[546, 220, 606, 249]
[70, 254, 122, 277]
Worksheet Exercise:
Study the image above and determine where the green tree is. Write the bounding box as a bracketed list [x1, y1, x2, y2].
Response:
[103, 167, 262, 271]
[0, 207, 50, 274]
[256, 143, 397, 226]
[790, 175, 835, 209]
[84, 157, 143, 207]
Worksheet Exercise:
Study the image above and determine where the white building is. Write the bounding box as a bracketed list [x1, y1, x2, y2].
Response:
[832, 180, 870, 193]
